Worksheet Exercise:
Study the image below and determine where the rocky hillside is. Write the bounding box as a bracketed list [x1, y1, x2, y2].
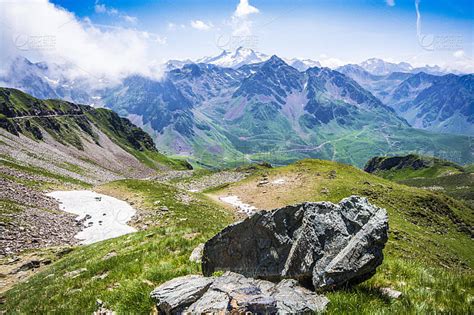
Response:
[0, 87, 190, 181]
[364, 154, 464, 178]
[365, 154, 473, 207]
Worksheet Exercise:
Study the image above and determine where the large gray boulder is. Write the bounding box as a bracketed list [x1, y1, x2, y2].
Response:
[150, 271, 329, 314]
[202, 196, 388, 290]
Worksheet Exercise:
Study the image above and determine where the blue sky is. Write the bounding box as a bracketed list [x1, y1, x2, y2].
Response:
[48, 0, 472, 65]
[1, 0, 472, 80]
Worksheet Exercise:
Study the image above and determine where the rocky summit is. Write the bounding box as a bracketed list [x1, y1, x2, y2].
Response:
[150, 271, 329, 314]
[202, 196, 389, 290]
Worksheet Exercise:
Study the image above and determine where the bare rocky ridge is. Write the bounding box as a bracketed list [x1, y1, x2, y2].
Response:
[202, 196, 389, 290]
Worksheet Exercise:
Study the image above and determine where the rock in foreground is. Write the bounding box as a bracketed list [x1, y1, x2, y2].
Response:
[202, 196, 388, 290]
[150, 272, 329, 314]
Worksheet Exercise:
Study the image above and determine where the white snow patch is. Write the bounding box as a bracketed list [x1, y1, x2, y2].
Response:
[220, 195, 256, 216]
[43, 76, 59, 85]
[271, 178, 286, 185]
[47, 190, 136, 245]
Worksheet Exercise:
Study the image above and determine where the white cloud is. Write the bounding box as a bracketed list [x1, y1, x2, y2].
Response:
[234, 0, 259, 18]
[123, 15, 138, 24]
[190, 20, 213, 31]
[94, 1, 137, 24]
[231, 0, 260, 36]
[453, 50, 465, 58]
[319, 57, 346, 69]
[385, 0, 396, 7]
[167, 23, 186, 30]
[0, 0, 165, 83]
[94, 4, 107, 14]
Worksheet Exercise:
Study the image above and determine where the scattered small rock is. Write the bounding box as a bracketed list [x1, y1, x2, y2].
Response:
[64, 268, 87, 278]
[12, 260, 41, 273]
[102, 251, 117, 261]
[189, 243, 204, 263]
[94, 299, 116, 315]
[92, 272, 109, 281]
[380, 287, 403, 299]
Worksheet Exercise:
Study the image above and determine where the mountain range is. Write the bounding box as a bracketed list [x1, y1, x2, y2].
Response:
[102, 55, 472, 167]
[195, 47, 321, 71]
[338, 66, 474, 135]
[1, 49, 472, 167]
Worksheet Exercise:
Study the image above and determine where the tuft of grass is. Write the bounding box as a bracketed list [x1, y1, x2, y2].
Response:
[326, 256, 473, 314]
[0, 199, 26, 223]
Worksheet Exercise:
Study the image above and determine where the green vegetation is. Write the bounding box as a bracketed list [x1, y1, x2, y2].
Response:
[327, 257, 473, 314]
[2, 159, 473, 313]
[365, 154, 473, 207]
[465, 164, 474, 172]
[364, 154, 465, 180]
[212, 159, 473, 268]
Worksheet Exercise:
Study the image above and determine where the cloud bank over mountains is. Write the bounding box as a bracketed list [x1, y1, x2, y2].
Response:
[0, 0, 166, 84]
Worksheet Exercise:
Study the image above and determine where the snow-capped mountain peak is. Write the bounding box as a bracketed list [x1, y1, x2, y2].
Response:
[284, 58, 321, 71]
[197, 46, 270, 69]
[359, 58, 413, 75]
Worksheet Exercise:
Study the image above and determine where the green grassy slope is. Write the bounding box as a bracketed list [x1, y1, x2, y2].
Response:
[2, 159, 473, 314]
[364, 154, 473, 207]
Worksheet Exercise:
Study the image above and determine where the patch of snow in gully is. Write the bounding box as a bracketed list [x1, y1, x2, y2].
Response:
[47, 190, 136, 244]
[219, 195, 256, 216]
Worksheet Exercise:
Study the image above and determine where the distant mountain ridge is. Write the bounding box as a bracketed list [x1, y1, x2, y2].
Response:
[338, 65, 474, 136]
[101, 56, 473, 167]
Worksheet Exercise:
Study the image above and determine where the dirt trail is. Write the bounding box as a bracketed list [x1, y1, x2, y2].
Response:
[9, 114, 85, 120]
